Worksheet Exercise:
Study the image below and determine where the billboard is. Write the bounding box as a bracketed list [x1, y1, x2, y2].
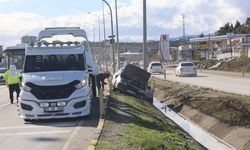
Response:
[160, 34, 171, 61]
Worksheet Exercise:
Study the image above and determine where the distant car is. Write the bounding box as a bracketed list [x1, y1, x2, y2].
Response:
[175, 62, 197, 77]
[147, 61, 164, 74]
[0, 68, 7, 84]
[112, 64, 154, 102]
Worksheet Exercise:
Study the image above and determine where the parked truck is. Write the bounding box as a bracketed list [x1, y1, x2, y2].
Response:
[19, 27, 99, 121]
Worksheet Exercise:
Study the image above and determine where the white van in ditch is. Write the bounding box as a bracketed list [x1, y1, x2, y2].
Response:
[19, 27, 99, 121]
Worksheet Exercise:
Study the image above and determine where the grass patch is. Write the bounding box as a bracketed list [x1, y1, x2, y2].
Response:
[96, 91, 200, 150]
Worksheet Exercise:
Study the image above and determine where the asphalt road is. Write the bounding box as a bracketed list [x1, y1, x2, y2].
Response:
[154, 69, 250, 95]
[0, 85, 99, 150]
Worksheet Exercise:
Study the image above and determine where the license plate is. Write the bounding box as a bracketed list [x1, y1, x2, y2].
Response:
[44, 107, 63, 112]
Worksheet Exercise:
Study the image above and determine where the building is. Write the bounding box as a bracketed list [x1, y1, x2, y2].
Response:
[120, 51, 143, 62]
[189, 34, 250, 60]
[177, 45, 193, 61]
[170, 47, 178, 61]
[190, 35, 227, 60]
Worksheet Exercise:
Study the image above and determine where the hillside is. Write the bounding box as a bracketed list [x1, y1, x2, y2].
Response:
[215, 18, 250, 35]
[197, 52, 250, 73]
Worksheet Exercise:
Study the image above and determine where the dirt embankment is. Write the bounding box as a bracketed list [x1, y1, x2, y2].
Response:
[150, 77, 250, 150]
[197, 55, 250, 73]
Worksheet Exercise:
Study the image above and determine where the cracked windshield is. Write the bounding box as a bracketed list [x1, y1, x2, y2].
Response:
[0, 0, 249, 150]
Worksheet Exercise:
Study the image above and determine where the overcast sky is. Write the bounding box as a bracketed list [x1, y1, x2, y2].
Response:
[0, 0, 249, 47]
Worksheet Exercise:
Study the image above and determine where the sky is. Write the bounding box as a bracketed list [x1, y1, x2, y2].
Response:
[0, 0, 249, 47]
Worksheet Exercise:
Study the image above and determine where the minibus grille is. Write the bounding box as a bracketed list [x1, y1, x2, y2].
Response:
[26, 80, 80, 100]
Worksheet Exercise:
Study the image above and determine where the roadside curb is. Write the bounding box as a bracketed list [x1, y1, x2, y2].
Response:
[87, 119, 104, 150]
[87, 95, 109, 150]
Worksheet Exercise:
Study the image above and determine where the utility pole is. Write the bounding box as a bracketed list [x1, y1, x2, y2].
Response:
[115, 0, 120, 69]
[208, 33, 211, 59]
[227, 33, 234, 59]
[182, 14, 186, 45]
[143, 0, 148, 70]
[230, 36, 232, 59]
[102, 1, 106, 41]
[102, 1, 107, 71]
[85, 22, 96, 49]
[88, 12, 101, 48]
[102, 0, 115, 73]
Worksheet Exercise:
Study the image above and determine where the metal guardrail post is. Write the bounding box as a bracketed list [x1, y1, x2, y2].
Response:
[99, 88, 104, 118]
[164, 69, 166, 79]
[153, 80, 156, 91]
[242, 67, 245, 77]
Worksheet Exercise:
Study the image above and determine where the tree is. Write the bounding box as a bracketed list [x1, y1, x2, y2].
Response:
[234, 20, 241, 29]
[215, 22, 230, 35]
[224, 22, 230, 31]
[245, 17, 250, 26]
[230, 23, 234, 32]
[199, 33, 205, 37]
[215, 18, 250, 35]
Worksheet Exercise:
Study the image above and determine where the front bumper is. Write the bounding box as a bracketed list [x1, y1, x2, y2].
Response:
[148, 69, 163, 74]
[180, 71, 197, 76]
[18, 95, 91, 120]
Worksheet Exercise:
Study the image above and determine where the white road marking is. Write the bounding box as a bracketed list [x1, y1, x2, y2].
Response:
[0, 103, 9, 109]
[61, 120, 84, 150]
[0, 123, 78, 130]
[0, 130, 70, 136]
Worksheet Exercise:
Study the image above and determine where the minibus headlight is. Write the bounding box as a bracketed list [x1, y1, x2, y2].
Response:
[75, 79, 86, 89]
[22, 83, 31, 92]
[57, 101, 67, 107]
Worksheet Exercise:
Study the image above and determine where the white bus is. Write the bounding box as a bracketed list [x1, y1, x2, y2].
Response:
[4, 44, 25, 70]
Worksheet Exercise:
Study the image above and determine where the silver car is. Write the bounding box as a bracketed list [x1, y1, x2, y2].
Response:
[175, 62, 197, 77]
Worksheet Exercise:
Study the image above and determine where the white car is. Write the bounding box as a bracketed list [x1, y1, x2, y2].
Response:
[147, 61, 164, 74]
[175, 62, 197, 77]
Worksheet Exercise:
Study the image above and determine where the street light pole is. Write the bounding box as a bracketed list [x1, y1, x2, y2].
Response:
[143, 0, 148, 70]
[102, 1, 106, 41]
[115, 0, 120, 69]
[102, 0, 115, 73]
[85, 22, 96, 48]
[88, 12, 101, 48]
